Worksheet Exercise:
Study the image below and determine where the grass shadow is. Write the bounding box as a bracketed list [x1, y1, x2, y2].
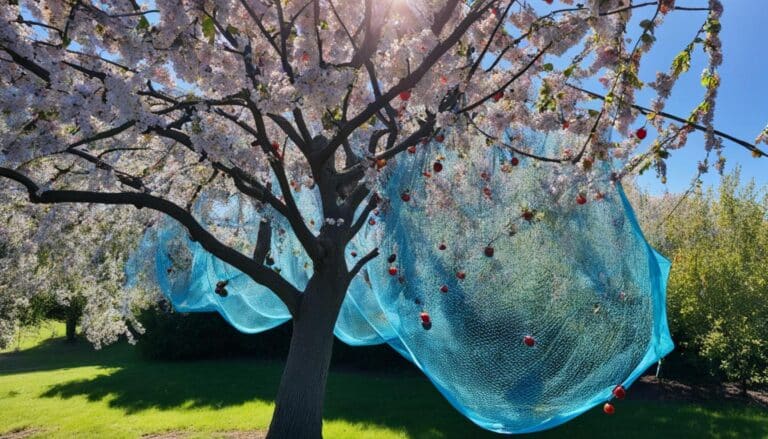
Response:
[3, 335, 768, 438]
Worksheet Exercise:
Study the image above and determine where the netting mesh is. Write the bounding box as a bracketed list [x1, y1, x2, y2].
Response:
[126, 131, 673, 433]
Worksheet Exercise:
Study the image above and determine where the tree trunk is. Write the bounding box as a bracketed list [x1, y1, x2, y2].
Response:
[740, 378, 749, 397]
[266, 268, 348, 439]
[65, 308, 78, 343]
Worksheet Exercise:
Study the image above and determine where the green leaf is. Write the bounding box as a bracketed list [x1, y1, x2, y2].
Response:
[705, 18, 721, 34]
[700, 71, 720, 89]
[137, 16, 150, 32]
[226, 25, 240, 36]
[672, 45, 692, 77]
[563, 65, 575, 78]
[639, 19, 654, 30]
[541, 63, 554, 72]
[640, 33, 656, 44]
[202, 15, 216, 45]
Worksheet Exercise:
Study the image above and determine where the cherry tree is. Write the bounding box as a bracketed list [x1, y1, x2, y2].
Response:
[0, 192, 150, 349]
[1, 0, 766, 437]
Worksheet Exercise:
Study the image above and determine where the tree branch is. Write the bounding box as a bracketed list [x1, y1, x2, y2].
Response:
[568, 84, 767, 158]
[0, 166, 302, 316]
[348, 247, 379, 281]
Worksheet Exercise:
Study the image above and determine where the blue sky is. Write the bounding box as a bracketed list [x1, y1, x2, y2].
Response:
[626, 1, 767, 194]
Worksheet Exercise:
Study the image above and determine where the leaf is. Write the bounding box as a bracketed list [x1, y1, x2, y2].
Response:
[672, 46, 692, 77]
[700, 71, 720, 89]
[202, 15, 216, 45]
[226, 25, 240, 36]
[639, 19, 654, 30]
[640, 33, 656, 44]
[137, 16, 150, 32]
[541, 63, 554, 72]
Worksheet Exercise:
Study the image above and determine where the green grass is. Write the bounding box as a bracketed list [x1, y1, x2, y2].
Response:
[1, 324, 767, 438]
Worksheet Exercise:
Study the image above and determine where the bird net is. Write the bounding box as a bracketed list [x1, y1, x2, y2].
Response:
[126, 130, 673, 434]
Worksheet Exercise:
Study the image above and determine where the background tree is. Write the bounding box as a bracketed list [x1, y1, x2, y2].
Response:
[634, 172, 768, 393]
[0, 190, 150, 349]
[1, 0, 766, 437]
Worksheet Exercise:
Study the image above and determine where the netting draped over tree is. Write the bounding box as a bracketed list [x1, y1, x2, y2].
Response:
[127, 132, 673, 433]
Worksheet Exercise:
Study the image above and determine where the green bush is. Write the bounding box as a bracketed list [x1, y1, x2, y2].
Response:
[649, 172, 768, 390]
[137, 302, 415, 372]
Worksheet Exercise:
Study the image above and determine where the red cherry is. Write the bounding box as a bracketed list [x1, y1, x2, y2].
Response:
[368, 218, 376, 226]
[635, 127, 647, 140]
[401, 192, 411, 202]
[544, 0, 553, 4]
[399, 90, 412, 101]
[407, 145, 417, 154]
[433, 161, 443, 173]
[351, 251, 358, 257]
[491, 7, 499, 16]
[492, 91, 504, 102]
[603, 403, 615, 415]
[271, 141, 280, 150]
[523, 335, 535, 347]
[511, 157, 520, 166]
[456, 271, 466, 280]
[438, 243, 447, 250]
[420, 312, 431, 324]
[435, 134, 445, 143]
[388, 267, 398, 276]
[562, 120, 570, 130]
[612, 385, 626, 400]
[422, 171, 432, 178]
[522, 210, 534, 222]
[440, 284, 449, 293]
[576, 194, 588, 205]
[376, 158, 387, 169]
[484, 246, 494, 257]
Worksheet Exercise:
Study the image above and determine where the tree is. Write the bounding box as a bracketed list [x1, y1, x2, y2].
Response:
[1, 0, 765, 437]
[639, 172, 768, 392]
[0, 191, 150, 349]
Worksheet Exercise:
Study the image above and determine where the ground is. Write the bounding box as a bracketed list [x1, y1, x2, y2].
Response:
[0, 323, 766, 439]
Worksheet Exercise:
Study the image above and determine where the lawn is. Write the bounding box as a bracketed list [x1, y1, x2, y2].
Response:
[1, 324, 766, 439]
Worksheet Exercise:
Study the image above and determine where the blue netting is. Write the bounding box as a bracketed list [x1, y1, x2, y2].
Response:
[126, 131, 673, 434]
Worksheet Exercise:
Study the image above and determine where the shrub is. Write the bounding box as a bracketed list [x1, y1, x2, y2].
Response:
[137, 302, 415, 372]
[650, 172, 768, 390]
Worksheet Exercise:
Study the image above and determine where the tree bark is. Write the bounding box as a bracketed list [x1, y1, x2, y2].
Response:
[65, 307, 78, 343]
[266, 260, 349, 439]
